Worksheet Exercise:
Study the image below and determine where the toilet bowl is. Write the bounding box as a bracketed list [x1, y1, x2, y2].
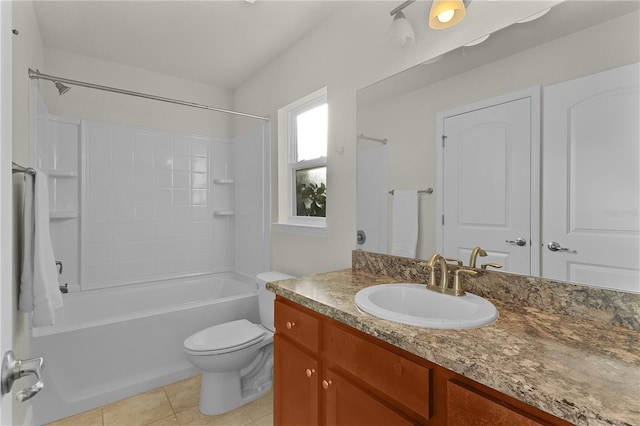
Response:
[184, 271, 293, 415]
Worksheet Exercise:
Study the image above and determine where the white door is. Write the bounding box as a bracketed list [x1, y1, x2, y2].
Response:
[542, 63, 640, 292]
[441, 93, 536, 273]
[1, 1, 14, 423]
[357, 144, 388, 253]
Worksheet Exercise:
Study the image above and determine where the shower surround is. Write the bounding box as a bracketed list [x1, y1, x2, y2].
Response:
[81, 120, 234, 289]
[28, 88, 270, 423]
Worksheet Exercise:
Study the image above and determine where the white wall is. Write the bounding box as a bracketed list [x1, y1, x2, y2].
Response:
[233, 0, 559, 276]
[358, 11, 640, 259]
[41, 49, 234, 137]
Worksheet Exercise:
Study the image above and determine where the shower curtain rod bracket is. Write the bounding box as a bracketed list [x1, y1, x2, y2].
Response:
[28, 68, 270, 122]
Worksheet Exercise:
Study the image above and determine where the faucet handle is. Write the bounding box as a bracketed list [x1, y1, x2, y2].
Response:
[452, 269, 478, 296]
[481, 263, 503, 270]
[445, 258, 463, 266]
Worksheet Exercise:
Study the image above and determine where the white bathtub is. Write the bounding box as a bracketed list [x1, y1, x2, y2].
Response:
[30, 273, 260, 425]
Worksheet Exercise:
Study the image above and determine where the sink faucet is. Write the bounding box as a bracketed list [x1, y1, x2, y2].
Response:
[426, 253, 449, 292]
[469, 247, 487, 268]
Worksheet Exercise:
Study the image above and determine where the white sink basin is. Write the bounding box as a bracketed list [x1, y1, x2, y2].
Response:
[355, 283, 498, 329]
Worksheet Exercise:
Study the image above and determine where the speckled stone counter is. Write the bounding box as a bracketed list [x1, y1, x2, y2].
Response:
[267, 258, 640, 426]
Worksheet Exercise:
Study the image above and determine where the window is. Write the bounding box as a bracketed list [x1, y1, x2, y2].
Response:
[276, 88, 328, 235]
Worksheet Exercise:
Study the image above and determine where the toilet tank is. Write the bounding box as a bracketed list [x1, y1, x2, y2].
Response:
[256, 271, 294, 332]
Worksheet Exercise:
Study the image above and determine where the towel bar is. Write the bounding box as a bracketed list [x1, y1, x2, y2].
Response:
[388, 188, 433, 195]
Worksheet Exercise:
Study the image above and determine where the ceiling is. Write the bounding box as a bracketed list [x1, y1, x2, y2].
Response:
[32, 1, 342, 91]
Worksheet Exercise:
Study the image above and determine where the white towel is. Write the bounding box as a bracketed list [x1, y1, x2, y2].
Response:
[19, 170, 63, 327]
[390, 190, 419, 258]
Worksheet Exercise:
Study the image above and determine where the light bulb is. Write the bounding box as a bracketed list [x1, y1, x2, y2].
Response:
[438, 9, 455, 23]
[429, 0, 467, 30]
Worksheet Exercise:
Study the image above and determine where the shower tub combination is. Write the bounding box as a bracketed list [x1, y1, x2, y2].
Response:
[30, 273, 259, 425]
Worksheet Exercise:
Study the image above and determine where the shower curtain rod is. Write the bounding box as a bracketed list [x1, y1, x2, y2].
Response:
[12, 161, 35, 175]
[28, 68, 270, 122]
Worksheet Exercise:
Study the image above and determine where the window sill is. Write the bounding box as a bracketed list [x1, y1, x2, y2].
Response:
[272, 222, 328, 238]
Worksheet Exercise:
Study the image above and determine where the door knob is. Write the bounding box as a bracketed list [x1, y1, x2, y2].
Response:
[305, 368, 315, 378]
[505, 237, 527, 246]
[1, 351, 44, 402]
[547, 241, 570, 252]
[322, 379, 332, 389]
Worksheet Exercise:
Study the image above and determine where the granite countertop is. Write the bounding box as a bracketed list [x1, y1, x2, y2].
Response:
[267, 269, 640, 426]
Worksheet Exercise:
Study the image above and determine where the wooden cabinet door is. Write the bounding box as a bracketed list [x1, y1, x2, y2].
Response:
[323, 369, 418, 426]
[274, 335, 320, 426]
[447, 380, 548, 426]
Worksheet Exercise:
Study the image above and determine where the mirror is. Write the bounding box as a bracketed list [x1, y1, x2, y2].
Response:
[356, 1, 640, 287]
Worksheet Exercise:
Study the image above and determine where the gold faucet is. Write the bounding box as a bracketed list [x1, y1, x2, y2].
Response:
[469, 247, 487, 268]
[481, 263, 503, 270]
[426, 253, 449, 291]
[425, 253, 478, 296]
[452, 269, 477, 296]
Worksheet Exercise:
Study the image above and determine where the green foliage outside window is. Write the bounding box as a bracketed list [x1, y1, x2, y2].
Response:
[295, 166, 326, 217]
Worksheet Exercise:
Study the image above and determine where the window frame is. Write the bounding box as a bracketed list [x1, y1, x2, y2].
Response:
[275, 88, 328, 235]
[287, 94, 327, 224]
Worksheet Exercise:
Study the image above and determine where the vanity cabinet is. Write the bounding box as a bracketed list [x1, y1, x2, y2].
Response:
[446, 380, 549, 426]
[274, 297, 571, 426]
[274, 336, 319, 426]
[275, 297, 426, 425]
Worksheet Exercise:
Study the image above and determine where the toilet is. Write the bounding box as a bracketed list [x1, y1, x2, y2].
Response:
[184, 271, 293, 415]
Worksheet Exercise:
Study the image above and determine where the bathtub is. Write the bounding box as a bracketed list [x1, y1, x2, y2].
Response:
[30, 273, 260, 425]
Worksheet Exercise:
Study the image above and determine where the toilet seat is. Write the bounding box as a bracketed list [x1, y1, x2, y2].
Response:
[184, 319, 267, 356]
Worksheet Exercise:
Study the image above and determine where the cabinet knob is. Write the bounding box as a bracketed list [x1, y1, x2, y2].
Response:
[305, 368, 315, 378]
[322, 379, 332, 390]
[286, 321, 295, 330]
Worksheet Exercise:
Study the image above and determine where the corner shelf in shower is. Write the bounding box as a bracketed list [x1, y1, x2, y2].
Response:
[214, 210, 235, 217]
[214, 178, 235, 184]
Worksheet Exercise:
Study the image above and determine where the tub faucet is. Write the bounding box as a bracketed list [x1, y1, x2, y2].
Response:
[469, 247, 487, 268]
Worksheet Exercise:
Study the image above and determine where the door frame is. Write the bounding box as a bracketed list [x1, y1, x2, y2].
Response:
[435, 87, 541, 274]
[1, 1, 14, 424]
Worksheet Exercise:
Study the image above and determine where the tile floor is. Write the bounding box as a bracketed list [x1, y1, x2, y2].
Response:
[47, 375, 273, 426]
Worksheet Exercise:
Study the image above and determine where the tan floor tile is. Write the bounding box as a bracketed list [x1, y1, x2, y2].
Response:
[102, 388, 174, 426]
[147, 415, 179, 426]
[164, 375, 201, 414]
[241, 390, 273, 422]
[175, 406, 254, 426]
[47, 408, 103, 426]
[252, 413, 274, 426]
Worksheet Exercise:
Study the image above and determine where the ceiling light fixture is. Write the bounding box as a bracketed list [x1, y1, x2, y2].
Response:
[388, 1, 416, 46]
[388, 10, 415, 46]
[388, 0, 471, 48]
[429, 0, 472, 30]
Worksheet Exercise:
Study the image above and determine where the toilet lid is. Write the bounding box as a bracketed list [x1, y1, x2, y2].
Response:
[184, 319, 266, 354]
